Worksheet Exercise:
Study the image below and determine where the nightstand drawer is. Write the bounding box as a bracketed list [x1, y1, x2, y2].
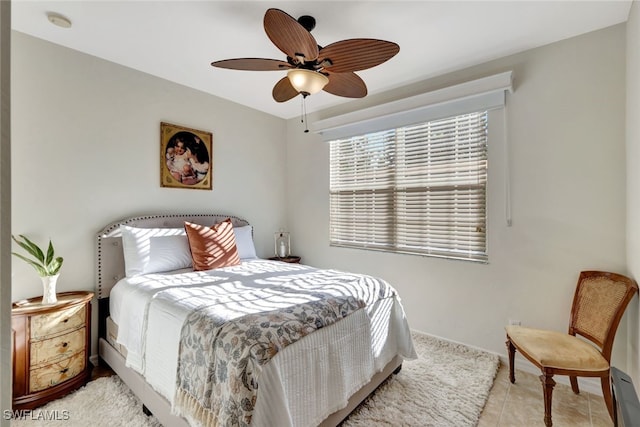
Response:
[29, 350, 86, 393]
[30, 304, 86, 339]
[30, 327, 85, 367]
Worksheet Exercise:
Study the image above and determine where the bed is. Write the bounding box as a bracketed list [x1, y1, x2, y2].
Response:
[96, 214, 416, 427]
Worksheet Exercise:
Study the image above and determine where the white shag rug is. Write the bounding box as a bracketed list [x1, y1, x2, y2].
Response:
[9, 374, 162, 427]
[341, 331, 500, 426]
[10, 331, 498, 427]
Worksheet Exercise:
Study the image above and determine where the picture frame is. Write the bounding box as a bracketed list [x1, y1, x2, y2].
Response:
[160, 122, 213, 190]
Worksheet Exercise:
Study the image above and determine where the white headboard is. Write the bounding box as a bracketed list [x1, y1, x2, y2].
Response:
[95, 214, 250, 300]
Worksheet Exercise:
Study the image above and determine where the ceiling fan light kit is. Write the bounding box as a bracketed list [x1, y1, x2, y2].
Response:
[211, 8, 399, 103]
[287, 69, 329, 96]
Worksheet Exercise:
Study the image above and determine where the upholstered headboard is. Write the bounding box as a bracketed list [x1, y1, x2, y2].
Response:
[95, 214, 250, 300]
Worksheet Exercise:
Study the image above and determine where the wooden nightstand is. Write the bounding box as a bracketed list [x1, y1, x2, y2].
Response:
[268, 256, 301, 264]
[12, 291, 93, 410]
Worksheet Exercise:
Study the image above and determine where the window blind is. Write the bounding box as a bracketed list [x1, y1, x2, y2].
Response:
[329, 111, 488, 262]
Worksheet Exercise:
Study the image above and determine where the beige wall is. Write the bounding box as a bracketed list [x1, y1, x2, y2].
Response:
[626, 0, 640, 386]
[286, 24, 629, 381]
[11, 32, 288, 357]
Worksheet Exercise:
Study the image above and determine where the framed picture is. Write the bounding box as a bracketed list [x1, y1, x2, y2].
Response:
[160, 122, 213, 190]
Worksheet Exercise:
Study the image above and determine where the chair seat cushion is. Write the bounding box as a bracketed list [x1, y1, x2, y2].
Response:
[505, 326, 609, 372]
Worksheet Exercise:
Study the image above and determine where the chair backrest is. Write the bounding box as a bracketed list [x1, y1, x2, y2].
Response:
[569, 271, 638, 361]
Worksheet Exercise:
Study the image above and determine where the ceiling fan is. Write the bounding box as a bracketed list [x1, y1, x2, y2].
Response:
[211, 8, 400, 103]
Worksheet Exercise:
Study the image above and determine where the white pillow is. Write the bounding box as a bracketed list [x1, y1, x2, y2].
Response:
[120, 225, 192, 276]
[233, 225, 257, 259]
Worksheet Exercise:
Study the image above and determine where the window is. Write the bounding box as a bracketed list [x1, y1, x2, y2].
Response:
[329, 111, 488, 262]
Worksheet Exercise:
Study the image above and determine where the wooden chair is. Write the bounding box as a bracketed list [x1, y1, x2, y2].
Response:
[505, 271, 638, 427]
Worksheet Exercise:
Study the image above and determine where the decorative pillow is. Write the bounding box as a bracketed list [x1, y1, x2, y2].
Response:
[184, 219, 241, 271]
[233, 225, 257, 259]
[120, 225, 192, 277]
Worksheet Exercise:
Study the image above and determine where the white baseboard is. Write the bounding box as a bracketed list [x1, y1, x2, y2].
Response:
[90, 354, 99, 367]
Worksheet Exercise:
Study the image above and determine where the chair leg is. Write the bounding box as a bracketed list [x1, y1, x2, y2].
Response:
[569, 376, 579, 394]
[540, 372, 556, 427]
[506, 338, 516, 383]
[601, 374, 614, 421]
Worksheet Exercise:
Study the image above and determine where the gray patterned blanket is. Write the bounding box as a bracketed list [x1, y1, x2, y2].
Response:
[172, 261, 395, 427]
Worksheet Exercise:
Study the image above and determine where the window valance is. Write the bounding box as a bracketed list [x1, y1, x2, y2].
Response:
[313, 71, 513, 141]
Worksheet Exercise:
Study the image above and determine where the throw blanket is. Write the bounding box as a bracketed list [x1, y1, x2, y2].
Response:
[172, 264, 395, 427]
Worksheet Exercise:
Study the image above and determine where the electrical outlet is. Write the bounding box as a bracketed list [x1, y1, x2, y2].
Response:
[508, 319, 521, 326]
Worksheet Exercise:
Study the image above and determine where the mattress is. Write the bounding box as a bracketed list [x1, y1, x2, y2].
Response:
[109, 259, 416, 427]
[106, 316, 126, 357]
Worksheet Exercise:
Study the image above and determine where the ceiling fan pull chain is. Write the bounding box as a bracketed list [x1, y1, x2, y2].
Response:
[302, 95, 309, 133]
[300, 95, 309, 133]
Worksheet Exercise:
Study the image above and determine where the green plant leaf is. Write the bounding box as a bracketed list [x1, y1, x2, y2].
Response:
[11, 252, 48, 276]
[48, 257, 63, 275]
[45, 240, 54, 266]
[12, 235, 39, 260]
[12, 234, 63, 277]
[21, 234, 46, 263]
[12, 234, 45, 264]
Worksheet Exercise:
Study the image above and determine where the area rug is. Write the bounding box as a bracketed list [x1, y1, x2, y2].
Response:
[10, 331, 499, 427]
[341, 331, 500, 426]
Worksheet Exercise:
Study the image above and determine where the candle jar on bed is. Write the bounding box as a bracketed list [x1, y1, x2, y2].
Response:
[274, 229, 290, 259]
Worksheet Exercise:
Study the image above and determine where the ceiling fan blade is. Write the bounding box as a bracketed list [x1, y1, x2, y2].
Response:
[211, 58, 292, 71]
[264, 8, 319, 62]
[273, 76, 300, 102]
[319, 39, 400, 73]
[324, 72, 367, 98]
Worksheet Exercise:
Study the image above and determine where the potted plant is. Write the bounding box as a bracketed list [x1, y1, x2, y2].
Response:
[12, 234, 63, 304]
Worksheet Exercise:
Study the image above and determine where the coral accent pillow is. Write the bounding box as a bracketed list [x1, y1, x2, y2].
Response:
[184, 219, 241, 271]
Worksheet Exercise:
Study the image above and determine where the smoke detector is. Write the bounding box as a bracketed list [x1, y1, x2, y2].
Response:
[46, 12, 72, 29]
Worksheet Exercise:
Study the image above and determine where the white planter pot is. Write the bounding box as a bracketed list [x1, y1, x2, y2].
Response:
[41, 274, 59, 304]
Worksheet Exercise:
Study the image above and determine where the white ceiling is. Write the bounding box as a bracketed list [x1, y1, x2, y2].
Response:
[12, 1, 632, 119]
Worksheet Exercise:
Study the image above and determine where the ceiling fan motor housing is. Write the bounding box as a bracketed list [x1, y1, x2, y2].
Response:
[297, 15, 316, 32]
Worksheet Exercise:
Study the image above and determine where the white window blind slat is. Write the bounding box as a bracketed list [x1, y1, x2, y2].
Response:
[329, 111, 488, 262]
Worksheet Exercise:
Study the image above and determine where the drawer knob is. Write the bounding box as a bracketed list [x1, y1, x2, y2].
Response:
[63, 318, 69, 323]
[61, 342, 68, 348]
[60, 368, 69, 374]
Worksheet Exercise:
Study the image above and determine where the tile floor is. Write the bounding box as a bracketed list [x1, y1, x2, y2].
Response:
[478, 362, 613, 427]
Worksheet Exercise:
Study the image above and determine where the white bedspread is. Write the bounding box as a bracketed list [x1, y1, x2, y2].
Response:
[109, 259, 416, 427]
